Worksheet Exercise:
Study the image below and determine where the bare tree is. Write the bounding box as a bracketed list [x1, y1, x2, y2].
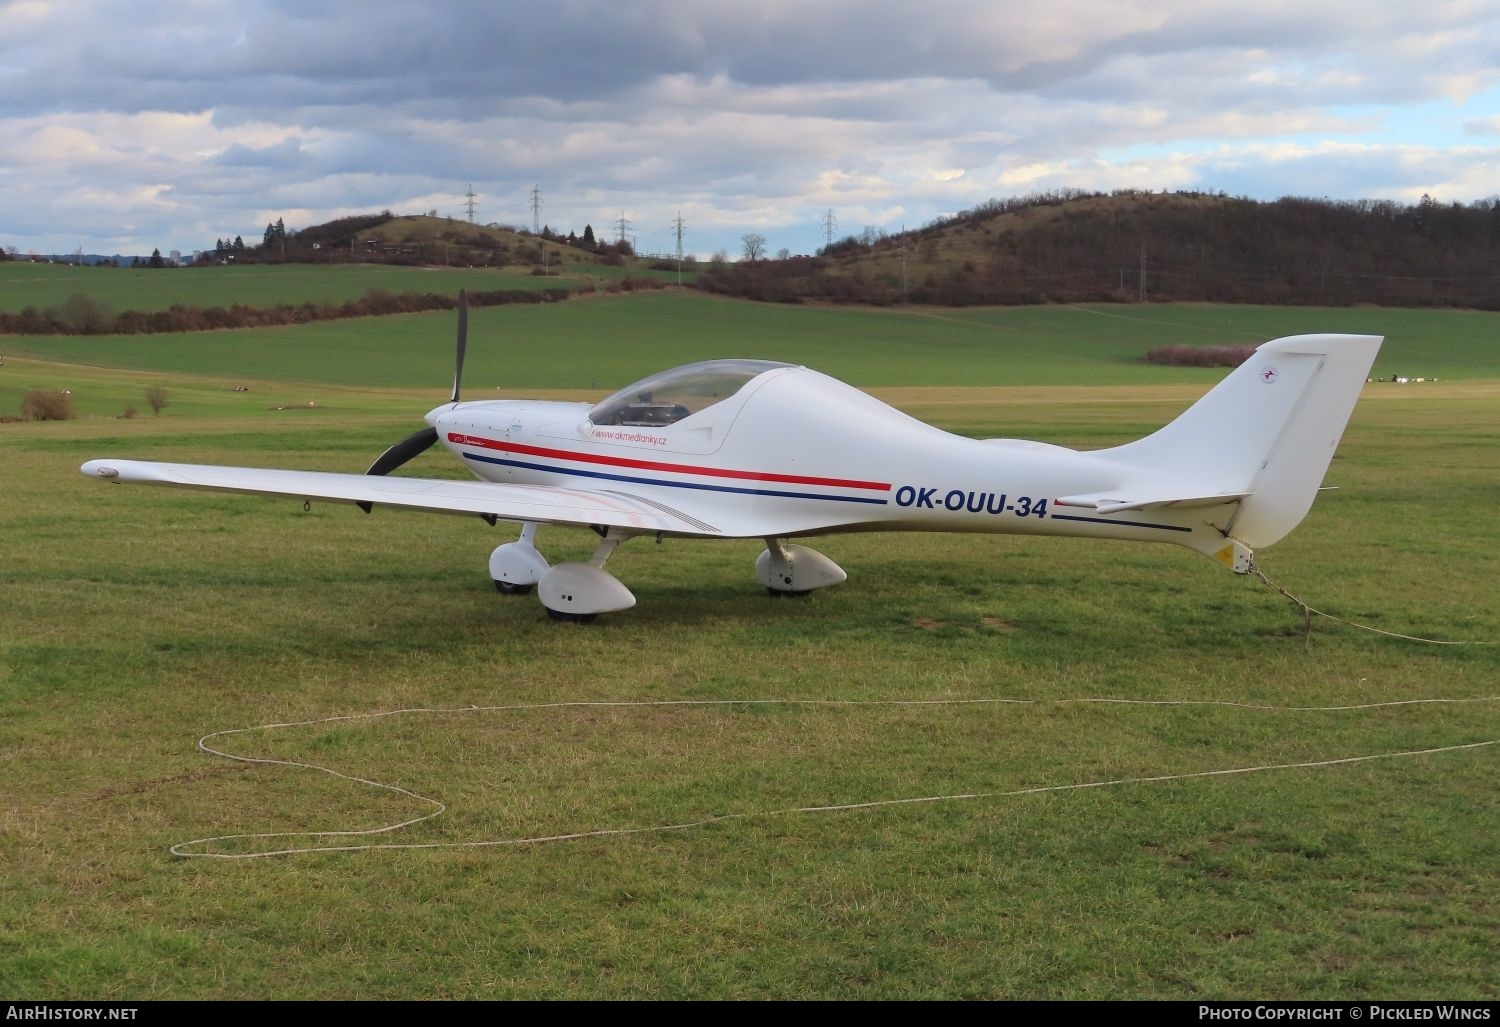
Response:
[740, 233, 767, 261]
[775, 247, 791, 261]
[145, 385, 169, 416]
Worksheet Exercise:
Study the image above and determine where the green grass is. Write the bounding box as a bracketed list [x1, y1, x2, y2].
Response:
[7, 296, 1500, 407]
[0, 258, 689, 320]
[3, 319, 1497, 997]
[0, 261, 578, 316]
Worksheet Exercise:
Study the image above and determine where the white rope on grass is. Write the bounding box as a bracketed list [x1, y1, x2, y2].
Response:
[170, 695, 1500, 860]
[1252, 566, 1498, 645]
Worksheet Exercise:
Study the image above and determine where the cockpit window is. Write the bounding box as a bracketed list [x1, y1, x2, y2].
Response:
[589, 359, 792, 427]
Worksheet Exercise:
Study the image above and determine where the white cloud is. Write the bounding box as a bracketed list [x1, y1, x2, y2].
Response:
[4, 0, 1500, 255]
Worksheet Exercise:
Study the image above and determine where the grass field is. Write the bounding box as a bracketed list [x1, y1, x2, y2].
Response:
[2, 297, 1497, 999]
[6, 294, 1499, 406]
[0, 262, 573, 316]
[0, 260, 686, 320]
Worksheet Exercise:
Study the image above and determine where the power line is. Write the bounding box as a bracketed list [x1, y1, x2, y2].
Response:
[672, 210, 685, 284]
[899, 223, 907, 294]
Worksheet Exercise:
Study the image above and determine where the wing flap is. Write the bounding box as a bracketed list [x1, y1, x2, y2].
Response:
[81, 460, 718, 535]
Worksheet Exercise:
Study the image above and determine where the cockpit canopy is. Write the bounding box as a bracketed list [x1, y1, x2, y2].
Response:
[588, 359, 793, 428]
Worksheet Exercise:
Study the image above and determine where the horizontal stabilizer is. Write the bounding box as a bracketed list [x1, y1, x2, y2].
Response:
[1055, 490, 1249, 514]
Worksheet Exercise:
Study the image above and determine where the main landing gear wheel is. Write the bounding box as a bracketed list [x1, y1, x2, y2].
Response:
[765, 587, 811, 598]
[537, 530, 637, 623]
[495, 580, 534, 595]
[756, 539, 847, 598]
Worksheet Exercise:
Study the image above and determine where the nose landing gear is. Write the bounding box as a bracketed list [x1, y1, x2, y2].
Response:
[489, 522, 549, 595]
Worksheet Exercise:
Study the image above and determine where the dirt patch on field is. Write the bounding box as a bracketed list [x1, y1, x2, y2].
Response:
[90, 763, 244, 802]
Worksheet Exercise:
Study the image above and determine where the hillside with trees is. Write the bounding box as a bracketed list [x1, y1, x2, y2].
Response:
[204, 212, 641, 271]
[696, 191, 1500, 309]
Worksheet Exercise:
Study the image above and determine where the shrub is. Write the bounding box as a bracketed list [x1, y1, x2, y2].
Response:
[20, 390, 75, 421]
[145, 385, 169, 415]
[57, 293, 114, 334]
[1142, 344, 1255, 368]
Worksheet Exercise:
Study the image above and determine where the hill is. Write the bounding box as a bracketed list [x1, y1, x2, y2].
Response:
[221, 212, 658, 274]
[695, 191, 1500, 309]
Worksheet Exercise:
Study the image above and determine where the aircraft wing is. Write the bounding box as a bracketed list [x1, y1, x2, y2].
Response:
[80, 460, 720, 536]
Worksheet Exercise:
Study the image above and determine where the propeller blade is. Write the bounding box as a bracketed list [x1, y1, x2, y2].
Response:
[361, 292, 464, 512]
[451, 289, 468, 404]
[365, 426, 439, 478]
[358, 426, 439, 513]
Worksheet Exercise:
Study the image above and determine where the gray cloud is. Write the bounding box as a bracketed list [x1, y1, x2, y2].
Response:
[4, 0, 1500, 256]
[213, 137, 307, 169]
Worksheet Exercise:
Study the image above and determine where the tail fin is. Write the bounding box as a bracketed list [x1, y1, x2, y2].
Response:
[1103, 334, 1381, 548]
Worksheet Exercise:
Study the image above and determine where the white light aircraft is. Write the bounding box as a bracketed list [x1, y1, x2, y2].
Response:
[81, 295, 1382, 622]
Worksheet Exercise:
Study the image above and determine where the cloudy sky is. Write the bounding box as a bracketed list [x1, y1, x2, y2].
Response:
[5, 0, 1500, 259]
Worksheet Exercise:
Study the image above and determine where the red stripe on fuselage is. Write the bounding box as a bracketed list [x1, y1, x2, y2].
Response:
[448, 433, 890, 491]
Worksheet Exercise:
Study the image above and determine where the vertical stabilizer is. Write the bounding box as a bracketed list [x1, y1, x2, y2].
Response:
[1103, 334, 1381, 548]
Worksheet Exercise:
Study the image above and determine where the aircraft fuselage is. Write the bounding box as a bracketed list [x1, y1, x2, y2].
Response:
[426, 366, 1237, 562]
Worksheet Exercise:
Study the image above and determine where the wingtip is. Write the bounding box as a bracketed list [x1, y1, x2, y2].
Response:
[81, 459, 120, 479]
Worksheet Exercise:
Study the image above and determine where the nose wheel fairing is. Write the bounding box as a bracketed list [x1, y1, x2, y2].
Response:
[489, 522, 550, 595]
